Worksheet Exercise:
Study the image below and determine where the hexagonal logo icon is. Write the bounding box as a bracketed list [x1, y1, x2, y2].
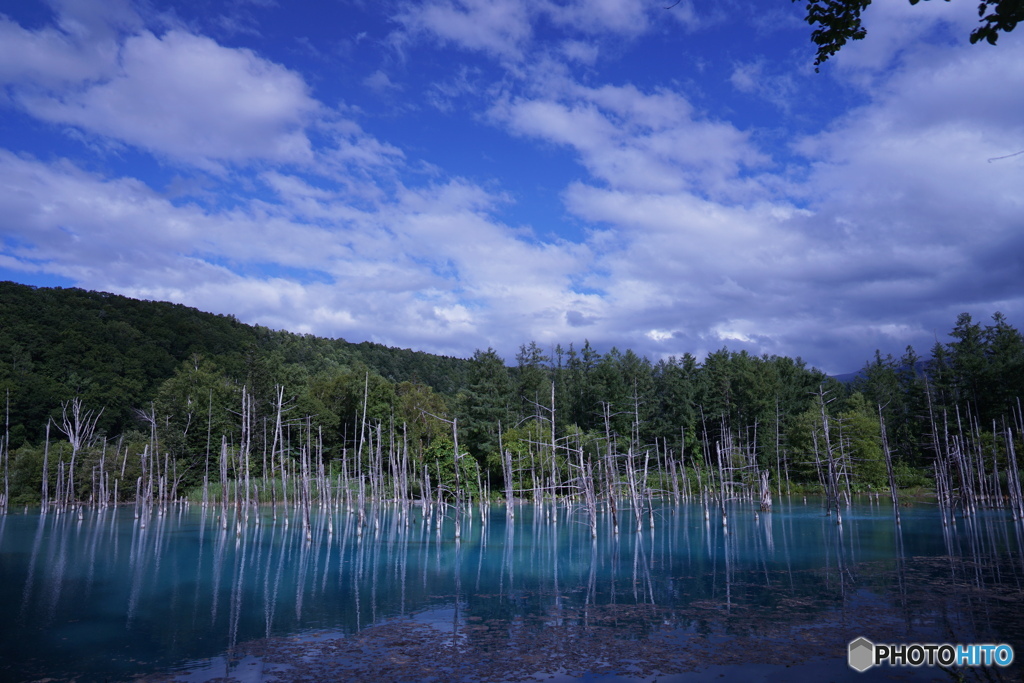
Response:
[848, 637, 875, 672]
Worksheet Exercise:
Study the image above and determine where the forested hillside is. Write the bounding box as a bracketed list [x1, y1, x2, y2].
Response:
[1, 281, 1021, 512]
[0, 281, 468, 446]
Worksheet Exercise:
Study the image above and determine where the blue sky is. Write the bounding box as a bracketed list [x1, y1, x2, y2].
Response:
[1, 0, 1022, 374]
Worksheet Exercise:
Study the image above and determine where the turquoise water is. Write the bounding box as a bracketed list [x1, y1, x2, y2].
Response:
[1, 499, 1022, 681]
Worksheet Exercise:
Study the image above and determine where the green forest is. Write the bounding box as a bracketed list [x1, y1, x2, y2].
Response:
[1, 280, 1022, 517]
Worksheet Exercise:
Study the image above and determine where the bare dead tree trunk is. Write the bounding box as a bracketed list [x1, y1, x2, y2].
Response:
[667, 441, 680, 504]
[815, 385, 842, 525]
[550, 382, 561, 508]
[499, 421, 515, 518]
[402, 422, 411, 527]
[878, 405, 901, 525]
[578, 445, 597, 538]
[42, 421, 51, 511]
[98, 438, 107, 508]
[1006, 429, 1024, 522]
[452, 417, 462, 540]
[716, 441, 729, 532]
[55, 397, 104, 508]
[220, 436, 229, 531]
[301, 443, 312, 542]
[601, 402, 619, 535]
[2, 389, 9, 514]
[759, 470, 772, 512]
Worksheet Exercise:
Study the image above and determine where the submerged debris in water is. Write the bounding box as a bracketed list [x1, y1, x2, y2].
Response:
[151, 555, 1023, 683]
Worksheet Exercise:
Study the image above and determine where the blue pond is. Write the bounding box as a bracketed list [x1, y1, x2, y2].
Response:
[1, 498, 1022, 682]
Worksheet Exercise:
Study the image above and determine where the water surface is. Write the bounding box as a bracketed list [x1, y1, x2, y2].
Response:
[1, 498, 1022, 681]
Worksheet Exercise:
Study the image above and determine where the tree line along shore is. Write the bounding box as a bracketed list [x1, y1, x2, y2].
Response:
[1, 281, 1022, 528]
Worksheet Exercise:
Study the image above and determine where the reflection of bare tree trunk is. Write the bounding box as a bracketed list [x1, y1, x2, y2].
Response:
[723, 523, 733, 611]
[452, 539, 462, 649]
[503, 516, 516, 593]
[228, 529, 248, 650]
[585, 537, 596, 626]
[626, 448, 643, 533]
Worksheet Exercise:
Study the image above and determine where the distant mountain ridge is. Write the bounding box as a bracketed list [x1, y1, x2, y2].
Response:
[831, 370, 862, 385]
[832, 360, 930, 386]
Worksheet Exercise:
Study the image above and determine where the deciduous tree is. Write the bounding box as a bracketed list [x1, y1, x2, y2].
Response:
[795, 0, 1022, 70]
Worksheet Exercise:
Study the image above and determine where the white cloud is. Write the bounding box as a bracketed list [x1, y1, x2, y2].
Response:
[492, 80, 767, 197]
[646, 329, 672, 343]
[261, 171, 336, 201]
[560, 182, 815, 353]
[393, 0, 533, 61]
[3, 0, 1023, 376]
[712, 321, 755, 344]
[0, 151, 205, 263]
[47, 0, 142, 41]
[830, 0, 977, 78]
[560, 39, 599, 64]
[0, 148, 601, 359]
[663, 0, 700, 30]
[364, 69, 401, 93]
[797, 39, 1024, 248]
[729, 58, 798, 111]
[393, 0, 664, 64]
[387, 180, 593, 332]
[0, 15, 117, 87]
[541, 0, 650, 37]
[729, 59, 761, 94]
[18, 30, 319, 168]
[499, 33, 1023, 370]
[870, 42, 1024, 135]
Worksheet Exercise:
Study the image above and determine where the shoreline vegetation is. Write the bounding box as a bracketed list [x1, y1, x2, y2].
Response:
[1, 281, 1022, 537]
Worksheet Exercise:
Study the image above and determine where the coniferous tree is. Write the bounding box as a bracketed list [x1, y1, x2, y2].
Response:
[650, 354, 698, 453]
[513, 341, 551, 422]
[927, 340, 954, 411]
[564, 341, 601, 431]
[948, 312, 988, 415]
[462, 348, 513, 466]
[984, 313, 1024, 416]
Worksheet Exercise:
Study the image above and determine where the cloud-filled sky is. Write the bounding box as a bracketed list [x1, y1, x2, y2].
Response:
[1, 0, 1022, 374]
